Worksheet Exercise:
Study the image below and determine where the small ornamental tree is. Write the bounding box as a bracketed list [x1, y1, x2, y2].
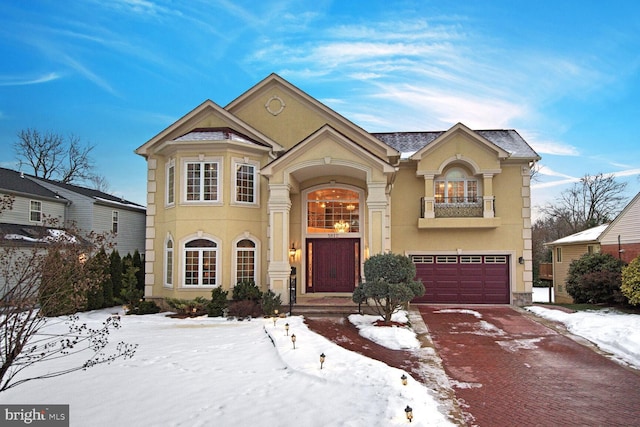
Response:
[565, 252, 626, 304]
[621, 256, 640, 306]
[352, 253, 425, 323]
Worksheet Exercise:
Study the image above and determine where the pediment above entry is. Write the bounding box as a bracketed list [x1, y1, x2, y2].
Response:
[261, 125, 397, 193]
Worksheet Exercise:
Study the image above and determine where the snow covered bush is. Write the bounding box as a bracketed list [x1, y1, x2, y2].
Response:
[352, 253, 425, 323]
[621, 256, 640, 306]
[207, 287, 229, 317]
[565, 252, 625, 304]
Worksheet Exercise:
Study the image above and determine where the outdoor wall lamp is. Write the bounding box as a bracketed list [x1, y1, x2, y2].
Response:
[289, 244, 296, 258]
[518, 256, 524, 264]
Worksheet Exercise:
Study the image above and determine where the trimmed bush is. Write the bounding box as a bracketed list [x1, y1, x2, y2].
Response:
[232, 281, 262, 301]
[165, 297, 208, 317]
[228, 300, 262, 319]
[565, 252, 626, 304]
[353, 253, 425, 323]
[133, 300, 161, 315]
[622, 256, 640, 305]
[260, 290, 282, 316]
[208, 287, 229, 317]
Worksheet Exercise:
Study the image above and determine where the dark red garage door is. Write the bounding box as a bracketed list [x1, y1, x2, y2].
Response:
[411, 255, 510, 304]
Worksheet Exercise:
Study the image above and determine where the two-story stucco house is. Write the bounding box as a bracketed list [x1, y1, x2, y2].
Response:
[135, 74, 540, 307]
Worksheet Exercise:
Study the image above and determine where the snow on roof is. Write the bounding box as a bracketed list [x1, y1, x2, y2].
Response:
[548, 224, 609, 245]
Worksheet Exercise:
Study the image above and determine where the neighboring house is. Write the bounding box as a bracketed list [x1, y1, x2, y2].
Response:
[599, 191, 640, 263]
[546, 224, 609, 304]
[0, 167, 146, 256]
[546, 191, 640, 303]
[135, 74, 540, 307]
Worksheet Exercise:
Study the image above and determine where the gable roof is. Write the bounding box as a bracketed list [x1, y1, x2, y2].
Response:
[135, 99, 283, 157]
[29, 175, 145, 211]
[0, 167, 68, 203]
[375, 126, 540, 160]
[225, 73, 400, 159]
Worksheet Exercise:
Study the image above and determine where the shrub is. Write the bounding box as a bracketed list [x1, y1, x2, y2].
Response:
[622, 256, 640, 305]
[120, 260, 143, 314]
[353, 253, 425, 323]
[228, 300, 262, 319]
[565, 252, 626, 304]
[208, 287, 229, 317]
[165, 297, 208, 317]
[232, 281, 262, 301]
[133, 300, 161, 315]
[260, 290, 282, 316]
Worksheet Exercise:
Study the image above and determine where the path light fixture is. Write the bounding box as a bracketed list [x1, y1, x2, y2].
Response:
[273, 316, 277, 327]
[320, 353, 326, 369]
[404, 405, 413, 423]
[291, 333, 297, 349]
[401, 374, 407, 386]
[285, 323, 289, 336]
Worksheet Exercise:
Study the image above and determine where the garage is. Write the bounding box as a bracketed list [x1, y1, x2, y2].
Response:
[411, 255, 510, 304]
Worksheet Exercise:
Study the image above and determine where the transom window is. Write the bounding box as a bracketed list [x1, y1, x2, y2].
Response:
[29, 200, 42, 222]
[235, 239, 257, 284]
[184, 238, 218, 286]
[435, 167, 478, 204]
[307, 188, 360, 233]
[233, 160, 258, 204]
[185, 161, 219, 202]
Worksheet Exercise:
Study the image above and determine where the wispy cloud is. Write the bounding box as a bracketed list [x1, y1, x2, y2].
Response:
[0, 72, 61, 86]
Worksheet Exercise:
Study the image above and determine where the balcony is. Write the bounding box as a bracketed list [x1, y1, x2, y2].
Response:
[418, 196, 501, 229]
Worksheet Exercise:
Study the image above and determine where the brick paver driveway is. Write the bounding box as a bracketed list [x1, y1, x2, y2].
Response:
[417, 305, 640, 426]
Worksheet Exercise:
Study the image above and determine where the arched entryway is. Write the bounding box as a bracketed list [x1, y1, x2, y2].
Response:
[303, 186, 363, 293]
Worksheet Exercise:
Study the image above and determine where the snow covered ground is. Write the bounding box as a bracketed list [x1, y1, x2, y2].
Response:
[2, 303, 639, 426]
[1, 310, 454, 426]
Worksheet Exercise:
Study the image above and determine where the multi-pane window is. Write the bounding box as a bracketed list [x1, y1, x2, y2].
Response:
[112, 211, 119, 233]
[166, 162, 175, 205]
[165, 238, 173, 287]
[235, 163, 256, 204]
[307, 188, 360, 233]
[29, 200, 42, 222]
[184, 239, 217, 286]
[235, 239, 256, 284]
[435, 168, 478, 203]
[186, 161, 219, 202]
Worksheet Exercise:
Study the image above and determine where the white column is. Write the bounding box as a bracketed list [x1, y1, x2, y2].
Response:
[267, 184, 293, 303]
[366, 182, 390, 256]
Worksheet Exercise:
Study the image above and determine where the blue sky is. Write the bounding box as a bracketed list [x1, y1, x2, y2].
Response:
[1, 0, 639, 218]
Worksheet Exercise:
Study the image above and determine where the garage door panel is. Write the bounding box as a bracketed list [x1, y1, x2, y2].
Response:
[412, 255, 509, 304]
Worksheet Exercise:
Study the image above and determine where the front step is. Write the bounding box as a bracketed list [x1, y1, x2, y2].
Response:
[289, 296, 377, 317]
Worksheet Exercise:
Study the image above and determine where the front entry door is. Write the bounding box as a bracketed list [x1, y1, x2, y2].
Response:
[307, 238, 360, 292]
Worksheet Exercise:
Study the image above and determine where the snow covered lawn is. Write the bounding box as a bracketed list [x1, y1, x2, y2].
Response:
[3, 305, 639, 426]
[1, 310, 453, 427]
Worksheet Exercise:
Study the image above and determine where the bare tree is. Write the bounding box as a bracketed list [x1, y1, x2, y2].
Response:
[540, 173, 628, 234]
[0, 211, 136, 392]
[14, 128, 107, 186]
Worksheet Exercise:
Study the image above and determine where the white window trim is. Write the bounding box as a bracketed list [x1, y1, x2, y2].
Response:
[164, 234, 174, 288]
[435, 167, 481, 204]
[180, 233, 221, 288]
[181, 156, 223, 205]
[29, 200, 42, 223]
[231, 234, 261, 286]
[166, 158, 175, 207]
[112, 210, 119, 233]
[231, 157, 260, 207]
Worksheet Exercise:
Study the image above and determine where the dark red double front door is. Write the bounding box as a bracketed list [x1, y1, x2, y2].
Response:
[307, 238, 360, 293]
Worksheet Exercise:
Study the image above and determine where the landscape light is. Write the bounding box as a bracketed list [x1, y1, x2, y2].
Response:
[320, 353, 326, 369]
[401, 374, 407, 386]
[285, 323, 289, 336]
[291, 334, 296, 349]
[405, 405, 413, 422]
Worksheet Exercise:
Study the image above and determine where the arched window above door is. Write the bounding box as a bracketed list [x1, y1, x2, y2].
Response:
[435, 167, 479, 204]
